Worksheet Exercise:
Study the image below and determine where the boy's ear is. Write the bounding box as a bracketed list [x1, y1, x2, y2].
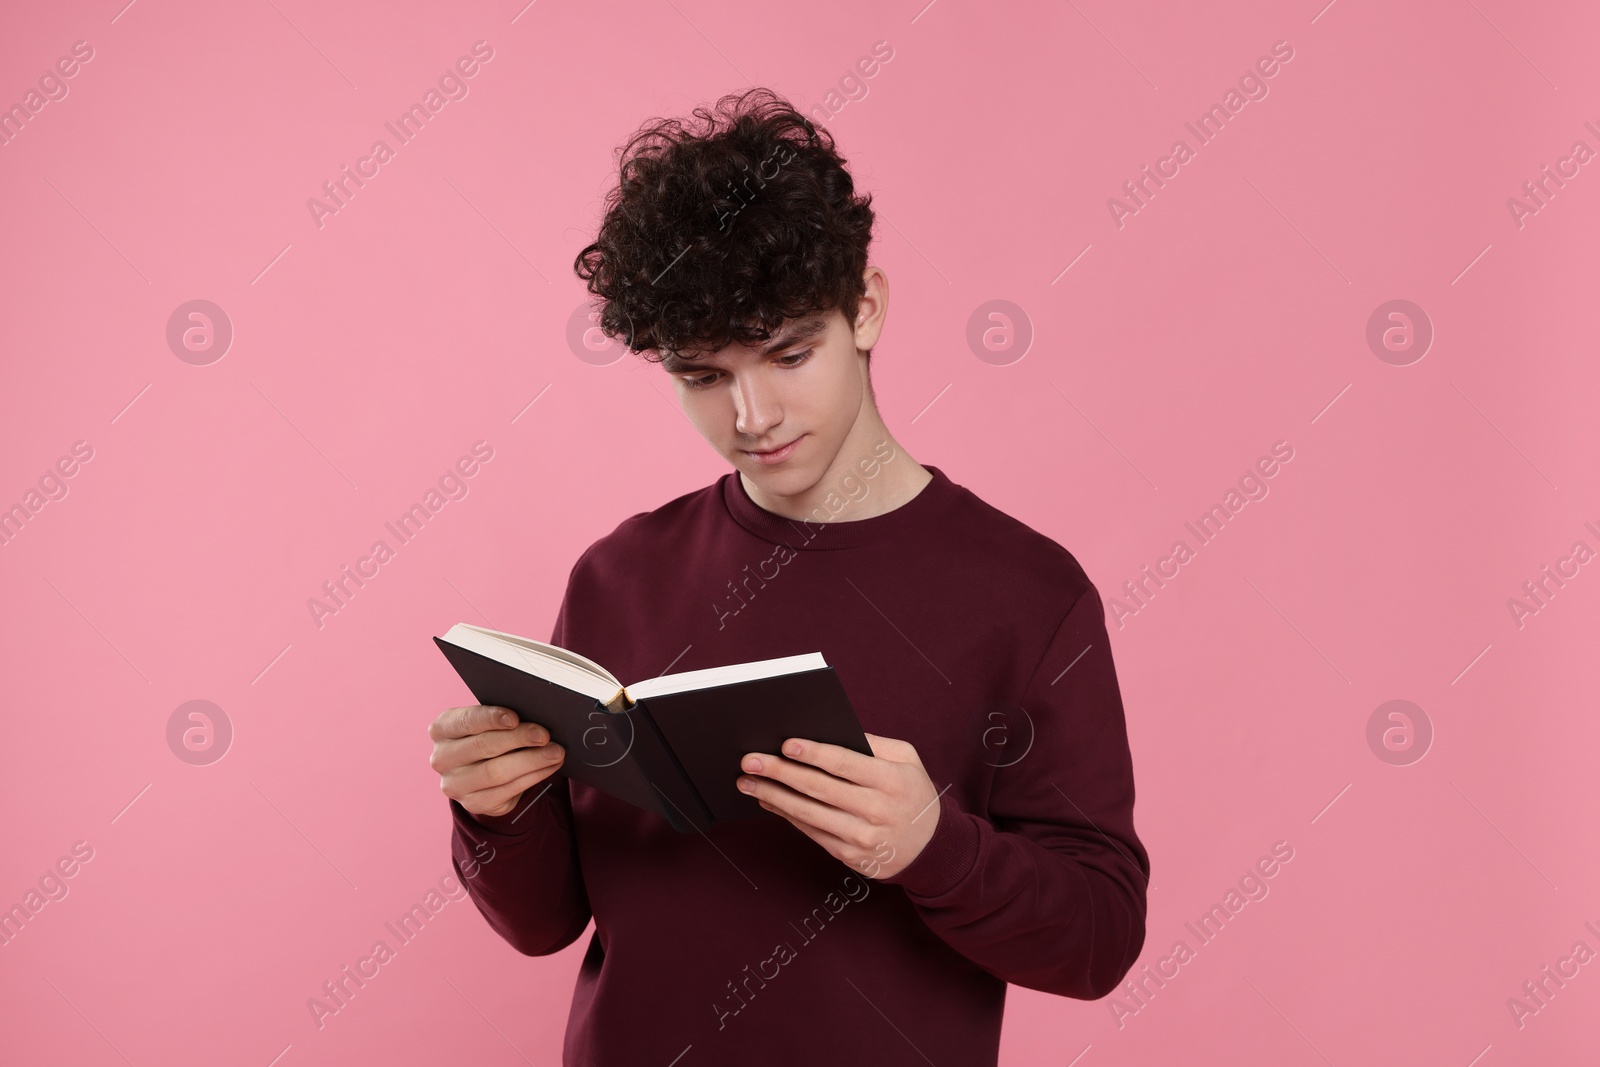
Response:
[851, 266, 889, 351]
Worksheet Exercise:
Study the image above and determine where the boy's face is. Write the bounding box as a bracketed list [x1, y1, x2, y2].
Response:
[662, 285, 883, 499]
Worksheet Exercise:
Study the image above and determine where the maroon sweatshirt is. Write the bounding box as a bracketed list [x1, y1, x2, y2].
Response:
[449, 458, 1150, 1066]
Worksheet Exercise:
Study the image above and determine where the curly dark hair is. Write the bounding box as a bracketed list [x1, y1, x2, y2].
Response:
[572, 87, 877, 364]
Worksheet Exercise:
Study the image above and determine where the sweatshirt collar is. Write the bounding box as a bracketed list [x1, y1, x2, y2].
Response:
[721, 463, 956, 551]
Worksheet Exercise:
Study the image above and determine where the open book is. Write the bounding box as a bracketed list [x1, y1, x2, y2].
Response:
[434, 623, 871, 834]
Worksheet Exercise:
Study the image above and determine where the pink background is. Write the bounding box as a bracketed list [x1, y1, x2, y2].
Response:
[3, 1, 1597, 1063]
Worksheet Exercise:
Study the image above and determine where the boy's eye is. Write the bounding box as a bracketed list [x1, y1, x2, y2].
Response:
[680, 349, 812, 390]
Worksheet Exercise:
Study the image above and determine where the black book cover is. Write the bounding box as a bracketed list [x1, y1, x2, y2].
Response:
[434, 637, 871, 834]
[638, 667, 871, 825]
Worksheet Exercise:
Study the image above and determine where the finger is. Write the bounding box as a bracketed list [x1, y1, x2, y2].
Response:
[467, 719, 550, 760]
[740, 753, 875, 816]
[434, 721, 550, 775]
[771, 736, 893, 790]
[452, 741, 564, 795]
[745, 774, 867, 845]
[459, 766, 558, 817]
[431, 705, 519, 741]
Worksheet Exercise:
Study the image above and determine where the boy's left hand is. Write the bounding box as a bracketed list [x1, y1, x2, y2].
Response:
[736, 732, 943, 880]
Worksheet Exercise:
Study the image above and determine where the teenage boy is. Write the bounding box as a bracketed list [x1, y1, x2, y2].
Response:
[429, 88, 1150, 1066]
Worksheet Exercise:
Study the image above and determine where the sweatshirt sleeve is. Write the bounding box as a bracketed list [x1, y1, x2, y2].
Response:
[877, 582, 1150, 999]
[447, 572, 593, 957]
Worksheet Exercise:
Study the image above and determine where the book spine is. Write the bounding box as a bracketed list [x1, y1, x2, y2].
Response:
[626, 699, 715, 834]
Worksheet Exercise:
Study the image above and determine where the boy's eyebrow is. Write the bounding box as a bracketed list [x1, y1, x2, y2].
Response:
[661, 315, 829, 373]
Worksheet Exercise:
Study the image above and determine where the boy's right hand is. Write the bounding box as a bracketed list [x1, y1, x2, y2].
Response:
[430, 705, 565, 819]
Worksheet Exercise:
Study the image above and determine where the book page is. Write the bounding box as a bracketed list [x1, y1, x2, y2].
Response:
[625, 652, 827, 702]
[442, 623, 623, 703]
